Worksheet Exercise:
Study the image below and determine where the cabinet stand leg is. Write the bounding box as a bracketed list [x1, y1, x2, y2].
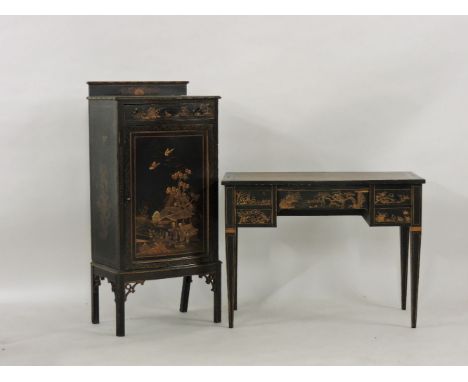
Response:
[91, 266, 100, 324]
[179, 276, 192, 313]
[114, 279, 125, 337]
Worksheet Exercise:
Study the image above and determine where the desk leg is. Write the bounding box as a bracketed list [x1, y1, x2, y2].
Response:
[400, 226, 409, 310]
[226, 227, 237, 328]
[410, 227, 422, 328]
[234, 233, 238, 311]
[214, 263, 222, 323]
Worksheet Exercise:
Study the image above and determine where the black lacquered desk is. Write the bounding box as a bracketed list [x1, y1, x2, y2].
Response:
[222, 172, 425, 328]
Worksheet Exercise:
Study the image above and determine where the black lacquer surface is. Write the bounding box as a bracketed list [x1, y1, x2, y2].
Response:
[223, 171, 424, 329]
[89, 82, 221, 336]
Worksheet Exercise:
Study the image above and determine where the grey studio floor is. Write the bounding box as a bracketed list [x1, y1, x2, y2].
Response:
[2, 218, 468, 366]
[2, 289, 468, 365]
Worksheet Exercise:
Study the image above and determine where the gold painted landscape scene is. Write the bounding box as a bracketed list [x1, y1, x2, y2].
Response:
[134, 136, 204, 258]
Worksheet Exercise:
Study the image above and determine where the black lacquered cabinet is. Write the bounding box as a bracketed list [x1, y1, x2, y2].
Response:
[88, 81, 221, 336]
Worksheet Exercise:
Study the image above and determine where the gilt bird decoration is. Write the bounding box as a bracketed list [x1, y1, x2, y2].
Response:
[164, 148, 175, 157]
[148, 161, 160, 171]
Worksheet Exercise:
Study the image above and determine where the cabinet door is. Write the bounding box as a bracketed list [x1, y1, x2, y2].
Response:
[123, 127, 214, 268]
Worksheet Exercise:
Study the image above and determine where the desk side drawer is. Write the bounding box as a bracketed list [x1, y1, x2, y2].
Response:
[278, 189, 368, 211]
[375, 188, 411, 206]
[236, 188, 273, 207]
[374, 207, 411, 225]
[234, 186, 275, 227]
[236, 208, 274, 226]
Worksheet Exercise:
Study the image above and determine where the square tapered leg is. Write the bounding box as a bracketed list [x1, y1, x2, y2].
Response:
[410, 227, 422, 328]
[400, 226, 410, 310]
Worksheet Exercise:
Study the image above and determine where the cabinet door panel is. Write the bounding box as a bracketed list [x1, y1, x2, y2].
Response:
[129, 130, 209, 263]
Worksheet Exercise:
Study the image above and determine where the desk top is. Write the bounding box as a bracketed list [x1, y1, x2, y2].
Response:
[221, 172, 425, 185]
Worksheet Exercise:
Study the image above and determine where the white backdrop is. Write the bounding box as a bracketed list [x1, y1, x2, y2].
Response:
[1, 16, 468, 365]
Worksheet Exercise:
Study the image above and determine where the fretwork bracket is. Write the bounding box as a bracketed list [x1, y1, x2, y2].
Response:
[199, 274, 215, 291]
[101, 278, 145, 302]
[124, 281, 145, 301]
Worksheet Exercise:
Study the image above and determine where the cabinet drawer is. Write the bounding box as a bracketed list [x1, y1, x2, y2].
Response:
[124, 101, 215, 121]
[236, 188, 273, 207]
[375, 188, 411, 206]
[236, 208, 274, 226]
[374, 207, 411, 225]
[278, 189, 368, 210]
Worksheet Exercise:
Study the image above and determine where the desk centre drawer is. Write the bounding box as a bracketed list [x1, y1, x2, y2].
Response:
[278, 189, 369, 210]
